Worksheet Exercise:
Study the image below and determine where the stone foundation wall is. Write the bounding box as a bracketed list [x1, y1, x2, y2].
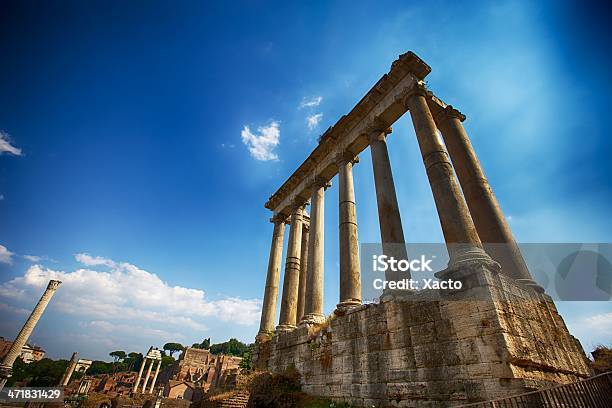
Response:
[254, 264, 591, 407]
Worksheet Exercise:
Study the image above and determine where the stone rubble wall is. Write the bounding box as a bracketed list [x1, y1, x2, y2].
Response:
[254, 265, 591, 407]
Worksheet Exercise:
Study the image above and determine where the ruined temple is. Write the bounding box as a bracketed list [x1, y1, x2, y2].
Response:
[252, 51, 592, 407]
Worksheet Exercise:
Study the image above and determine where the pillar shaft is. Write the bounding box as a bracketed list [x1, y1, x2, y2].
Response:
[296, 223, 310, 322]
[60, 352, 78, 386]
[148, 359, 161, 394]
[258, 217, 286, 336]
[277, 205, 304, 329]
[302, 180, 326, 324]
[337, 155, 361, 310]
[133, 357, 146, 392]
[434, 106, 533, 281]
[141, 358, 153, 393]
[405, 87, 492, 266]
[0, 279, 61, 390]
[369, 129, 409, 283]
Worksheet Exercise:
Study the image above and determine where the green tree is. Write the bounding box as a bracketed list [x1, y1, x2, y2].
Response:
[87, 360, 114, 375]
[209, 338, 249, 357]
[191, 337, 211, 349]
[7, 357, 69, 387]
[160, 355, 175, 370]
[163, 342, 185, 358]
[239, 345, 253, 371]
[109, 350, 126, 362]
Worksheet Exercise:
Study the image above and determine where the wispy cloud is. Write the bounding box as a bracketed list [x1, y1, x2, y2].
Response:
[0, 131, 22, 156]
[299, 96, 322, 109]
[0, 245, 14, 264]
[23, 255, 56, 263]
[307, 113, 323, 130]
[241, 121, 280, 161]
[75, 253, 116, 267]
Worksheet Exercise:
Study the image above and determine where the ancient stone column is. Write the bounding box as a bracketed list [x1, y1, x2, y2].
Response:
[0, 279, 61, 391]
[60, 352, 78, 386]
[148, 359, 161, 394]
[141, 357, 153, 393]
[336, 152, 362, 312]
[133, 356, 146, 392]
[301, 178, 328, 325]
[277, 204, 304, 331]
[432, 105, 539, 287]
[369, 127, 409, 292]
[404, 85, 494, 267]
[296, 221, 310, 322]
[257, 215, 286, 339]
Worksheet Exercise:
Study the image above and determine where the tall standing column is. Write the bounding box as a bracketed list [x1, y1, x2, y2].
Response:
[336, 152, 362, 312]
[60, 352, 79, 386]
[433, 105, 538, 286]
[133, 356, 146, 392]
[0, 279, 61, 391]
[141, 358, 153, 393]
[301, 178, 328, 325]
[257, 215, 287, 339]
[404, 85, 495, 267]
[148, 359, 161, 394]
[277, 204, 304, 331]
[296, 222, 310, 322]
[369, 127, 410, 293]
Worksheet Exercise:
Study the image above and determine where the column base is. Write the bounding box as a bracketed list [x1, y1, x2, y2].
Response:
[334, 299, 361, 315]
[299, 313, 325, 326]
[275, 324, 297, 333]
[449, 244, 500, 271]
[379, 288, 415, 302]
[515, 278, 545, 293]
[255, 331, 274, 342]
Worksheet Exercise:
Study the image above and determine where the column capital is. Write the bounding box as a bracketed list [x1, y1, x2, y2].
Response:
[366, 122, 392, 144]
[443, 105, 466, 122]
[270, 213, 288, 225]
[397, 82, 429, 108]
[290, 199, 307, 213]
[334, 150, 359, 167]
[47, 280, 62, 290]
[309, 176, 331, 190]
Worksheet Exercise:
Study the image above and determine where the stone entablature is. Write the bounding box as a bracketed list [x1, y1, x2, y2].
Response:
[265, 52, 430, 217]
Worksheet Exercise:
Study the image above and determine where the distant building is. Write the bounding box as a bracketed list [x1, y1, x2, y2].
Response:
[157, 347, 242, 401]
[0, 337, 45, 363]
[75, 358, 93, 374]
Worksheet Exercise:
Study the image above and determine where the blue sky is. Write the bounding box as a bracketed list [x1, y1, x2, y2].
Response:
[1, 0, 611, 361]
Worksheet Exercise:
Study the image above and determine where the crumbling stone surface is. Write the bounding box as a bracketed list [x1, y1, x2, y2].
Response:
[254, 265, 591, 407]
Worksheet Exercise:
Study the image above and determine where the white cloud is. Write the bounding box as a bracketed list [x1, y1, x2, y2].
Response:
[0, 257, 262, 329]
[75, 253, 115, 267]
[307, 113, 323, 130]
[0, 131, 22, 156]
[240, 121, 280, 161]
[0, 245, 14, 264]
[583, 312, 612, 334]
[23, 255, 55, 263]
[299, 96, 323, 109]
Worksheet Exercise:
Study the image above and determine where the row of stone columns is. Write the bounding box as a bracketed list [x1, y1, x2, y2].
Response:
[257, 83, 538, 338]
[133, 356, 162, 394]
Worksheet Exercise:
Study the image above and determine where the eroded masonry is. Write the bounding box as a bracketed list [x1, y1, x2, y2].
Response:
[252, 52, 591, 406]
